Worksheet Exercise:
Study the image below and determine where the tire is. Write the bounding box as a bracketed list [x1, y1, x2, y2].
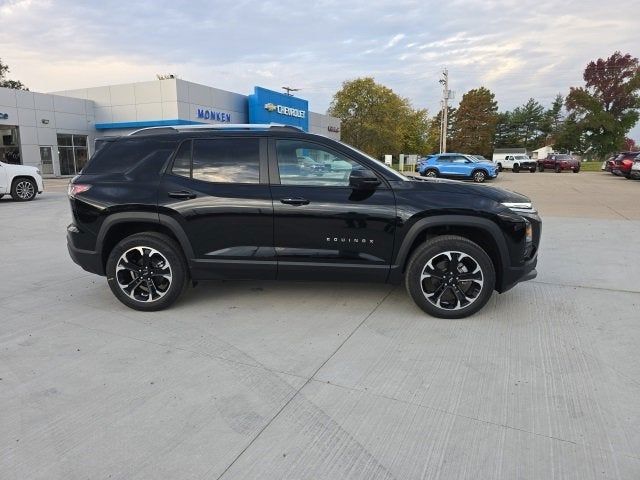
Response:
[572, 167, 580, 173]
[529, 167, 536, 173]
[538, 164, 544, 172]
[0, 194, 4, 199]
[555, 164, 561, 173]
[424, 169, 438, 178]
[472, 170, 487, 183]
[106, 232, 188, 311]
[496, 163, 503, 172]
[512, 163, 520, 173]
[405, 235, 496, 319]
[11, 177, 37, 201]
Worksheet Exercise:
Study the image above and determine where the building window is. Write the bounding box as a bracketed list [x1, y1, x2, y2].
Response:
[0, 126, 21, 164]
[57, 134, 88, 175]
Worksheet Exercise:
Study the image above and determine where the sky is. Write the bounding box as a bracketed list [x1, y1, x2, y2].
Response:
[2, 0, 639, 139]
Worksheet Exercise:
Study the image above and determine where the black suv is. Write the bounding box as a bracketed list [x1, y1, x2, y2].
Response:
[67, 125, 541, 319]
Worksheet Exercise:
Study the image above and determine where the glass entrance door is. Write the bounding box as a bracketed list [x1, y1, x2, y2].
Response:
[57, 134, 88, 175]
[40, 146, 53, 175]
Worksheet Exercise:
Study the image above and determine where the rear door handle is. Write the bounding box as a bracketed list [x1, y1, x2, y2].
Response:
[280, 197, 310, 206]
[168, 190, 197, 199]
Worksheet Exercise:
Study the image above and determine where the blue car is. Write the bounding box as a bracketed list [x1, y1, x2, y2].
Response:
[417, 153, 498, 183]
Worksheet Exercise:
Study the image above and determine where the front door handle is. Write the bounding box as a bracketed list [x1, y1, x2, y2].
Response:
[280, 197, 310, 206]
[168, 190, 197, 199]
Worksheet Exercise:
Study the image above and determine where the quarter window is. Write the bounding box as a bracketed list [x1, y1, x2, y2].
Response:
[276, 140, 363, 187]
[192, 138, 259, 183]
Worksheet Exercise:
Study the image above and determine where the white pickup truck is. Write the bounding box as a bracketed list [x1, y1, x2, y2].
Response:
[492, 153, 537, 173]
[0, 161, 44, 201]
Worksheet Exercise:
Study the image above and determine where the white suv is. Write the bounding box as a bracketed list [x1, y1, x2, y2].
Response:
[0, 161, 44, 201]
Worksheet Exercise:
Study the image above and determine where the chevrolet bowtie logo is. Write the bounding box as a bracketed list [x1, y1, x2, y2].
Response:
[264, 103, 277, 112]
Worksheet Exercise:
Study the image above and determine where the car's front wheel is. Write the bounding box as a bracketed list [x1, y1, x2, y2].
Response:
[106, 232, 188, 311]
[472, 170, 487, 183]
[405, 235, 495, 319]
[11, 178, 37, 201]
[555, 164, 562, 173]
[529, 167, 536, 173]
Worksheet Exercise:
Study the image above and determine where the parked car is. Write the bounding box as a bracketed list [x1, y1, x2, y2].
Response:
[66, 124, 540, 319]
[493, 154, 536, 173]
[0, 161, 44, 201]
[630, 158, 640, 180]
[537, 154, 580, 173]
[602, 155, 617, 172]
[611, 152, 639, 178]
[417, 153, 499, 183]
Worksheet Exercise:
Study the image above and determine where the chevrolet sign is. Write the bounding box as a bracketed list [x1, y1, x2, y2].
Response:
[264, 103, 306, 119]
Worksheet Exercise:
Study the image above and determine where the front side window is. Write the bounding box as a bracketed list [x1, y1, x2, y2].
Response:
[192, 138, 259, 183]
[276, 140, 363, 187]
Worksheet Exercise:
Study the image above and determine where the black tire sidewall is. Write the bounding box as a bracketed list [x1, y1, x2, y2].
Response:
[405, 236, 496, 319]
[106, 232, 187, 311]
[11, 178, 37, 201]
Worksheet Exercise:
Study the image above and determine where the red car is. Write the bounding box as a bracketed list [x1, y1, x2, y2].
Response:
[537, 154, 580, 173]
[611, 152, 640, 178]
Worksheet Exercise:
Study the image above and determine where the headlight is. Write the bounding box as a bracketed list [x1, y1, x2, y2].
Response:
[524, 218, 533, 243]
[501, 202, 537, 214]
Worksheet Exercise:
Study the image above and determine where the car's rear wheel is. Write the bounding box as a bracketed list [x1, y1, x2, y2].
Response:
[572, 167, 580, 173]
[106, 232, 188, 311]
[424, 169, 438, 178]
[405, 235, 495, 319]
[472, 170, 487, 183]
[513, 163, 520, 173]
[11, 177, 37, 201]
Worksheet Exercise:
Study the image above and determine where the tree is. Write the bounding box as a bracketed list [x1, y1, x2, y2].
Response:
[565, 51, 640, 156]
[450, 87, 498, 157]
[328, 77, 430, 158]
[0, 59, 28, 90]
[540, 94, 564, 143]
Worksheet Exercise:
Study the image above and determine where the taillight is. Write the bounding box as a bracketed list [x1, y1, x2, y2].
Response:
[68, 183, 91, 197]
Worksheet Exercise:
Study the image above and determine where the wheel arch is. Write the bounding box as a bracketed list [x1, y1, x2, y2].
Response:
[392, 216, 509, 290]
[11, 175, 38, 188]
[97, 213, 194, 272]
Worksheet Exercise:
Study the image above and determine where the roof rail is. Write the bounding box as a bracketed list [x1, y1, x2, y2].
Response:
[128, 123, 303, 136]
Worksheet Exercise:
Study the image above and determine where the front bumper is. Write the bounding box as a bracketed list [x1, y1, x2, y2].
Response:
[499, 256, 538, 293]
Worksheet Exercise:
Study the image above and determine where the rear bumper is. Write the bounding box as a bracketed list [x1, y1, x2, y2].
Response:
[67, 229, 104, 275]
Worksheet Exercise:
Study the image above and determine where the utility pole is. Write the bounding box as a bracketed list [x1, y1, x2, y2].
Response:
[282, 86, 300, 96]
[439, 69, 449, 153]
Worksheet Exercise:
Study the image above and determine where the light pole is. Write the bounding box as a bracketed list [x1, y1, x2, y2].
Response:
[282, 86, 300, 96]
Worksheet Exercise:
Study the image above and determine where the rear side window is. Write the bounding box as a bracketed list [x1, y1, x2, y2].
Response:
[186, 138, 260, 184]
[82, 137, 178, 174]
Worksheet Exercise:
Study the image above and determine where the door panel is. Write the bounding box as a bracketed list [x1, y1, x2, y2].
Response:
[157, 137, 276, 280]
[270, 138, 396, 282]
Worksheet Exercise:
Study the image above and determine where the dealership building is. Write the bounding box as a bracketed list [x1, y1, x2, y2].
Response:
[0, 78, 341, 176]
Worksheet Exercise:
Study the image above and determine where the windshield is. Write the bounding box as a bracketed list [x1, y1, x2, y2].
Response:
[341, 142, 410, 181]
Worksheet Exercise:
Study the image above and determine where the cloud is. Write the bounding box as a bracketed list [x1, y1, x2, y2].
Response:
[1, 0, 638, 138]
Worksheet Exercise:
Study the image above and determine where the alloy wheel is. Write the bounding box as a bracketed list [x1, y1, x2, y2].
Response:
[420, 250, 484, 310]
[425, 170, 437, 177]
[15, 180, 35, 200]
[115, 246, 172, 302]
[473, 171, 486, 182]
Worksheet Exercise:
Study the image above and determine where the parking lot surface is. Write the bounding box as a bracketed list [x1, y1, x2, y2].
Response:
[2, 172, 640, 479]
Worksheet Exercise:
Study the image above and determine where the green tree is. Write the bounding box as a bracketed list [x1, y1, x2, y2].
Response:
[512, 98, 545, 149]
[328, 77, 429, 158]
[450, 87, 498, 157]
[0, 59, 28, 90]
[565, 51, 640, 156]
[540, 94, 564, 143]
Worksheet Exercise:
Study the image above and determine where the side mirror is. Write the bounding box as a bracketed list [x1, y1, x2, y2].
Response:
[349, 168, 381, 190]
